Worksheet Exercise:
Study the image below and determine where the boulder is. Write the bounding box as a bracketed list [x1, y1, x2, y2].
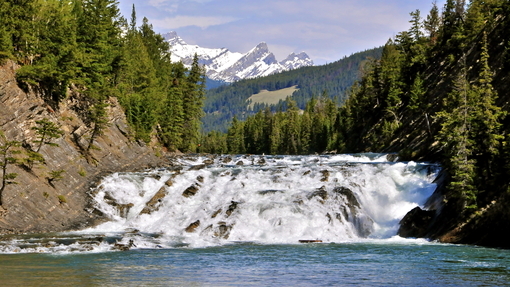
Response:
[320, 170, 330, 182]
[182, 185, 200, 198]
[140, 186, 167, 215]
[226, 201, 239, 217]
[185, 220, 201, 233]
[308, 186, 328, 201]
[398, 206, 435, 238]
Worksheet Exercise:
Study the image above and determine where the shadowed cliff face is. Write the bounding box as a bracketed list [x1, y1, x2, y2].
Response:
[0, 60, 165, 234]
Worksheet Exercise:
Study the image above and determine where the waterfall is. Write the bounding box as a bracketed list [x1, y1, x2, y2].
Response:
[83, 154, 439, 248]
[0, 154, 439, 253]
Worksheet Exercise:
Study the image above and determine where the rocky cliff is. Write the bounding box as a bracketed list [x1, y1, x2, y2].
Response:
[0, 60, 166, 234]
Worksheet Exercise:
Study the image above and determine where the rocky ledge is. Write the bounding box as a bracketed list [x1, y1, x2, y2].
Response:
[0, 60, 169, 234]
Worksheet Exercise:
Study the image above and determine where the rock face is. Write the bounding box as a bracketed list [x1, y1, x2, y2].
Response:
[0, 60, 164, 234]
[398, 207, 436, 238]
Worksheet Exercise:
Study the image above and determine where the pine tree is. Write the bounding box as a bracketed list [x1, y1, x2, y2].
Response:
[180, 53, 206, 152]
[436, 60, 477, 208]
[424, 1, 441, 44]
[0, 131, 21, 206]
[32, 118, 64, 153]
[470, 33, 504, 182]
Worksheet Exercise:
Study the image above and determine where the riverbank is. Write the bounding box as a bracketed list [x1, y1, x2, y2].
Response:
[0, 60, 171, 234]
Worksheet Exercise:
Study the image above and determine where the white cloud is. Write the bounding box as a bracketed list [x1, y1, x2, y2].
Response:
[151, 15, 239, 30]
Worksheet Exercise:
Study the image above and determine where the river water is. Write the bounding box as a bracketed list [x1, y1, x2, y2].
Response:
[1, 154, 509, 286]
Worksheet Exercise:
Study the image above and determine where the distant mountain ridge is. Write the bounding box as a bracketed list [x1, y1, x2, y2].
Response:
[164, 32, 313, 82]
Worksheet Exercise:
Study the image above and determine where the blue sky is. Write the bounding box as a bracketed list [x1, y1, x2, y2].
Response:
[118, 0, 446, 65]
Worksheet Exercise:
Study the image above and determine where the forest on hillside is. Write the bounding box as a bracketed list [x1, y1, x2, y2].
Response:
[202, 47, 382, 133]
[0, 0, 205, 153]
[201, 0, 510, 214]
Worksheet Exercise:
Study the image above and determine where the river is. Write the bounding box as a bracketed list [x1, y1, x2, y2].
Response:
[0, 154, 508, 286]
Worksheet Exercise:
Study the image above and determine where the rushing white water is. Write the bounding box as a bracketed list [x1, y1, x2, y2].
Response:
[0, 154, 440, 253]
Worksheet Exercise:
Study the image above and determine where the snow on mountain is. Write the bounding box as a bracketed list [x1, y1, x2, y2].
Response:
[163, 32, 313, 82]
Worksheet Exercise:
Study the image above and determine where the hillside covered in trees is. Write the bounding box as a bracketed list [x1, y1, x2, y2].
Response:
[202, 47, 382, 133]
[0, 0, 205, 153]
[201, 0, 510, 248]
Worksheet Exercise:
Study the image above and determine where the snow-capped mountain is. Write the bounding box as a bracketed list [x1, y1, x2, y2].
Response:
[164, 32, 313, 82]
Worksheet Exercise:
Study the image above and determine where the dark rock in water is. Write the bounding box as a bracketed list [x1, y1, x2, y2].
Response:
[140, 186, 167, 215]
[303, 170, 311, 176]
[386, 154, 399, 162]
[294, 199, 304, 205]
[114, 239, 135, 251]
[118, 203, 134, 218]
[182, 185, 200, 197]
[189, 164, 206, 170]
[236, 161, 244, 166]
[203, 159, 214, 165]
[150, 174, 162, 181]
[334, 186, 360, 208]
[257, 157, 266, 165]
[326, 213, 332, 223]
[308, 186, 328, 201]
[214, 222, 233, 239]
[226, 201, 239, 217]
[398, 206, 435, 238]
[197, 175, 204, 183]
[165, 178, 174, 186]
[320, 170, 330, 182]
[222, 156, 232, 163]
[258, 189, 284, 195]
[299, 239, 322, 243]
[211, 208, 222, 218]
[185, 220, 201, 233]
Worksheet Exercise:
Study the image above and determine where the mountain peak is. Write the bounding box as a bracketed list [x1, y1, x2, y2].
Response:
[164, 31, 186, 46]
[166, 35, 313, 82]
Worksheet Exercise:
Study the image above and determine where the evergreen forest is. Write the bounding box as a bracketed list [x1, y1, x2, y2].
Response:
[200, 0, 510, 214]
[202, 47, 382, 133]
[0, 0, 206, 152]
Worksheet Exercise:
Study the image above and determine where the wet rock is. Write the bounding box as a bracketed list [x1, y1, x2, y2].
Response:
[334, 186, 360, 208]
[114, 239, 135, 251]
[258, 190, 284, 195]
[214, 222, 233, 239]
[118, 203, 134, 217]
[326, 213, 332, 223]
[222, 156, 232, 163]
[182, 185, 200, 198]
[226, 201, 239, 217]
[303, 170, 311, 176]
[298, 240, 323, 243]
[257, 157, 266, 165]
[386, 154, 399, 162]
[203, 159, 214, 165]
[236, 161, 244, 166]
[189, 164, 206, 171]
[294, 199, 304, 205]
[140, 186, 167, 215]
[196, 175, 204, 183]
[320, 170, 330, 182]
[353, 214, 374, 237]
[165, 178, 174, 186]
[398, 206, 435, 238]
[308, 186, 328, 201]
[211, 209, 222, 218]
[185, 220, 201, 233]
[150, 174, 162, 181]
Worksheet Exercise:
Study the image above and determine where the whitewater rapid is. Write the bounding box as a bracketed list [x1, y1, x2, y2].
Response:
[0, 154, 440, 253]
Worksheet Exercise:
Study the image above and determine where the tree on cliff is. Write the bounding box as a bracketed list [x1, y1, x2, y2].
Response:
[0, 131, 21, 206]
[32, 118, 64, 153]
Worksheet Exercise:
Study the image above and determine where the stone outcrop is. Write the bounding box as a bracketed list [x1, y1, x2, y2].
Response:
[0, 60, 166, 234]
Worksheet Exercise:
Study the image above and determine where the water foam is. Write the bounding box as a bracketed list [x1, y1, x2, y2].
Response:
[0, 154, 440, 253]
